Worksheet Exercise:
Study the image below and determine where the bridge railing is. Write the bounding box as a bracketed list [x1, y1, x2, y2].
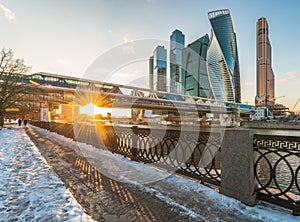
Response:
[254, 134, 300, 215]
[30, 121, 222, 186]
[113, 126, 222, 186]
[30, 121, 300, 215]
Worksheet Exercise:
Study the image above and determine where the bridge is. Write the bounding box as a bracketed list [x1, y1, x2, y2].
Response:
[3, 72, 255, 121]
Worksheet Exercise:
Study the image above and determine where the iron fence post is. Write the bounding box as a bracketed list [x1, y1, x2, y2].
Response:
[131, 126, 139, 161]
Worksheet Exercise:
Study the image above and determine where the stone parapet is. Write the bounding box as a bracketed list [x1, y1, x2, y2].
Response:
[220, 128, 257, 206]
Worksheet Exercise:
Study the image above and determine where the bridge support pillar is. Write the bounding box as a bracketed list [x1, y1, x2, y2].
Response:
[220, 128, 257, 206]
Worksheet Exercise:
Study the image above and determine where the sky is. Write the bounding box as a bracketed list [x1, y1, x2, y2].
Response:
[0, 0, 299, 111]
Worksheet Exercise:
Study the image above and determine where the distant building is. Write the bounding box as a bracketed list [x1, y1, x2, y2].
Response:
[182, 34, 214, 98]
[256, 17, 275, 105]
[153, 46, 167, 91]
[170, 29, 185, 94]
[207, 9, 241, 102]
[149, 56, 154, 90]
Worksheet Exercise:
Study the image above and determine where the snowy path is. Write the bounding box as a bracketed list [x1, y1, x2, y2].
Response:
[0, 127, 94, 221]
[28, 125, 299, 222]
[0, 125, 299, 221]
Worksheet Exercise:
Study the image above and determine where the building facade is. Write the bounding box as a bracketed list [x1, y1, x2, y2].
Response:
[233, 33, 241, 103]
[182, 34, 214, 98]
[149, 56, 154, 90]
[170, 29, 185, 94]
[256, 17, 275, 105]
[207, 9, 241, 102]
[153, 46, 167, 91]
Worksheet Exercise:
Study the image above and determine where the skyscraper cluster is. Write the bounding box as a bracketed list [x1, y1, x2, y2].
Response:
[149, 9, 241, 103]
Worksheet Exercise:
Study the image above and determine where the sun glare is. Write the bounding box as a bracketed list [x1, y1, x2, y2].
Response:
[80, 104, 111, 117]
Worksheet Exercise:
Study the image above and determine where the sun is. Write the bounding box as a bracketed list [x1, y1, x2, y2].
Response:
[80, 103, 111, 117]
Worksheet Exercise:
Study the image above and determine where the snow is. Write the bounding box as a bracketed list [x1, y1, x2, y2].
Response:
[33, 125, 299, 222]
[1, 125, 299, 221]
[0, 127, 94, 221]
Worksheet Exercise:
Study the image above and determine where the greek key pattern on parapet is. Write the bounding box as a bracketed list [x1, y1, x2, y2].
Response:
[254, 135, 300, 151]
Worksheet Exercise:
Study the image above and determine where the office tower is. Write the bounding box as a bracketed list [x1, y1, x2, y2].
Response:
[234, 33, 241, 103]
[256, 17, 275, 105]
[149, 56, 154, 90]
[182, 34, 214, 98]
[170, 29, 185, 94]
[153, 46, 167, 91]
[207, 9, 241, 102]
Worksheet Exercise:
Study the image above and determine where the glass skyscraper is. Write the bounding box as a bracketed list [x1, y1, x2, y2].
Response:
[256, 17, 275, 105]
[149, 56, 154, 90]
[170, 29, 185, 94]
[182, 34, 214, 98]
[153, 46, 167, 91]
[207, 9, 241, 102]
[234, 33, 241, 103]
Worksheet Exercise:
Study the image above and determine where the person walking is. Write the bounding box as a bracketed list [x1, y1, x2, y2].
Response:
[24, 119, 27, 126]
[18, 119, 22, 126]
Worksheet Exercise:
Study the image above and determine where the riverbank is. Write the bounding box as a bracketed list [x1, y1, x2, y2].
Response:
[240, 121, 300, 130]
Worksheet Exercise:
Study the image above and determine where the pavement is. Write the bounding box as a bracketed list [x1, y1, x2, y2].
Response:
[24, 125, 298, 222]
[26, 126, 193, 222]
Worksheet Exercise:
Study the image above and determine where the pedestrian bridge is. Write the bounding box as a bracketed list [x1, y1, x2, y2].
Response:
[6, 72, 255, 117]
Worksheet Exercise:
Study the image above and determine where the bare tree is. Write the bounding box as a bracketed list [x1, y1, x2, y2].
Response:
[0, 49, 32, 126]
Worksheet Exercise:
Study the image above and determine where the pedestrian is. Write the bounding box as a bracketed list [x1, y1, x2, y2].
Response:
[18, 119, 22, 126]
[24, 119, 27, 126]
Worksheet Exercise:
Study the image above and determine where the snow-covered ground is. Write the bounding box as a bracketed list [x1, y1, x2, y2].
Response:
[50, 127, 299, 222]
[0, 125, 299, 222]
[0, 127, 94, 221]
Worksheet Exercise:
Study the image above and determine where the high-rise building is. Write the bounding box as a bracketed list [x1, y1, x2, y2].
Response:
[234, 33, 241, 103]
[153, 46, 167, 91]
[182, 34, 214, 98]
[207, 9, 241, 102]
[149, 56, 154, 90]
[170, 29, 185, 94]
[256, 17, 275, 105]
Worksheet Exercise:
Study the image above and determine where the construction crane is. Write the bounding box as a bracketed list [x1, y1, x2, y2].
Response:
[292, 97, 300, 112]
[268, 96, 285, 102]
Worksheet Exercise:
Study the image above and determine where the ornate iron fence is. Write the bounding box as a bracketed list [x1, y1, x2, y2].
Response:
[30, 121, 222, 185]
[114, 126, 222, 186]
[254, 134, 300, 215]
[29, 121, 300, 214]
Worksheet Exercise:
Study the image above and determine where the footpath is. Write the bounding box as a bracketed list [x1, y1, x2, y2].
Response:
[1, 125, 299, 221]
[0, 126, 94, 221]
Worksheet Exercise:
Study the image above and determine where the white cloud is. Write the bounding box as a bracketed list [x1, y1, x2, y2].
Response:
[123, 33, 131, 43]
[123, 33, 129, 43]
[0, 4, 16, 21]
[277, 72, 300, 84]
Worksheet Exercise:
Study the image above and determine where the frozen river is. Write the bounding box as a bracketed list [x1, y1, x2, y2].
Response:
[0, 127, 94, 221]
